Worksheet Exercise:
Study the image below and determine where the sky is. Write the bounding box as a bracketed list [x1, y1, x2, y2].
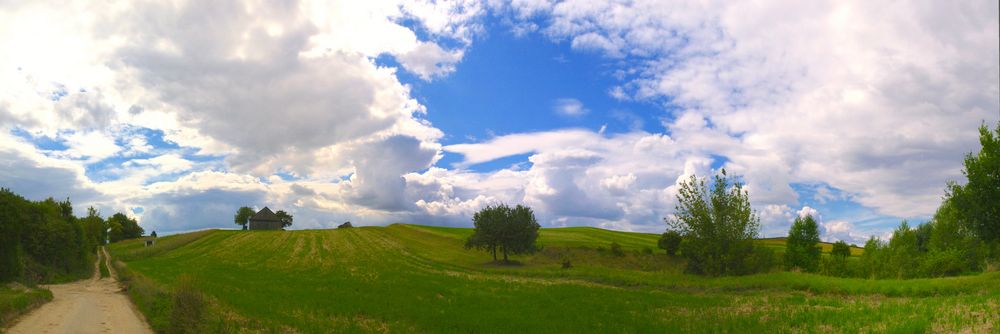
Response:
[1, 0, 997, 244]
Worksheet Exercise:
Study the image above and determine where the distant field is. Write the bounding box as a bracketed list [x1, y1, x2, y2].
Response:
[109, 225, 998, 333]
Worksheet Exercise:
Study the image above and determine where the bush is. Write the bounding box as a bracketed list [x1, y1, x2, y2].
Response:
[170, 275, 205, 334]
[642, 247, 653, 255]
[609, 242, 625, 257]
[658, 230, 681, 256]
[831, 241, 851, 258]
[337, 221, 353, 229]
[744, 246, 777, 274]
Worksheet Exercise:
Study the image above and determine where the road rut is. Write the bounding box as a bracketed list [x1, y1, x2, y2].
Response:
[6, 247, 153, 334]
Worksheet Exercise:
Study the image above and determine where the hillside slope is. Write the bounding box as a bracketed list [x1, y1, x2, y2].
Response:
[109, 225, 998, 333]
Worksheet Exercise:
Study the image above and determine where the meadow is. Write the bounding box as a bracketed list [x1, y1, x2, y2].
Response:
[109, 225, 999, 333]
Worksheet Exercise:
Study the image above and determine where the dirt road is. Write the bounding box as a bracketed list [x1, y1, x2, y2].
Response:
[5, 247, 153, 334]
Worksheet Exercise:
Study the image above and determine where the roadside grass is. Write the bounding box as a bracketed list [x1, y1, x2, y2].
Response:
[0, 284, 52, 329]
[109, 225, 999, 333]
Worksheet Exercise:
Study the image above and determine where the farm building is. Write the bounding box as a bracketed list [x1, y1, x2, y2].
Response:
[249, 207, 284, 230]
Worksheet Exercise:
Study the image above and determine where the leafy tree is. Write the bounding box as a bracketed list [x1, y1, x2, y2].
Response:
[666, 170, 761, 276]
[860, 236, 887, 279]
[151, 231, 158, 238]
[0, 188, 26, 281]
[658, 230, 682, 256]
[79, 207, 107, 251]
[831, 241, 851, 258]
[946, 122, 1000, 246]
[887, 221, 920, 279]
[337, 221, 353, 229]
[275, 210, 293, 228]
[465, 204, 540, 263]
[914, 222, 933, 253]
[108, 212, 143, 242]
[234, 206, 254, 230]
[784, 215, 821, 272]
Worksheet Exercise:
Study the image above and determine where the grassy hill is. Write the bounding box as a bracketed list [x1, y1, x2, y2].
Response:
[109, 225, 998, 333]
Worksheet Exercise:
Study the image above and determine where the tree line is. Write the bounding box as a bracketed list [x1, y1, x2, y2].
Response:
[0, 189, 144, 283]
[660, 122, 999, 278]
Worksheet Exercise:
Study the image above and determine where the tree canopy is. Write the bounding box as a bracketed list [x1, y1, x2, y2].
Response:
[946, 122, 999, 245]
[785, 215, 821, 272]
[465, 204, 540, 263]
[234, 206, 254, 230]
[275, 210, 293, 228]
[666, 170, 761, 276]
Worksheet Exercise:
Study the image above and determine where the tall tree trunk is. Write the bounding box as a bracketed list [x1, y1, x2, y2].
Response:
[503, 247, 509, 263]
[491, 245, 497, 262]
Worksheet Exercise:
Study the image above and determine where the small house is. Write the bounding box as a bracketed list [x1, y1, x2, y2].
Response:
[249, 207, 284, 230]
[144, 239, 156, 247]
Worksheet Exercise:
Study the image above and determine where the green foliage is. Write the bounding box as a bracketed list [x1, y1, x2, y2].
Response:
[784, 215, 821, 272]
[887, 221, 921, 279]
[658, 230, 681, 256]
[0, 189, 93, 283]
[946, 122, 1000, 245]
[337, 221, 353, 229]
[233, 206, 254, 230]
[667, 170, 761, 276]
[108, 212, 144, 243]
[609, 242, 624, 257]
[831, 241, 851, 259]
[275, 210, 293, 228]
[466, 204, 541, 262]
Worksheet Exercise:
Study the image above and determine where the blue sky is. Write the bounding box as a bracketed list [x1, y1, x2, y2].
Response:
[1, 1, 997, 243]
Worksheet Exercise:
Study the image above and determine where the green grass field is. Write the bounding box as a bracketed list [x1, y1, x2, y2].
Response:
[109, 225, 999, 333]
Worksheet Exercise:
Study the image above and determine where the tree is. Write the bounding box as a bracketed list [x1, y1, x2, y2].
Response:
[831, 241, 851, 258]
[337, 221, 353, 229]
[946, 122, 1000, 245]
[465, 204, 540, 263]
[151, 231, 158, 238]
[275, 210, 293, 228]
[108, 212, 143, 242]
[784, 215, 821, 272]
[887, 221, 920, 279]
[79, 207, 107, 251]
[658, 230, 682, 256]
[666, 170, 761, 276]
[234, 206, 254, 230]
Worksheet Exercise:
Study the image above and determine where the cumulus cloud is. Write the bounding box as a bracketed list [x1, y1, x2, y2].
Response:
[506, 0, 999, 219]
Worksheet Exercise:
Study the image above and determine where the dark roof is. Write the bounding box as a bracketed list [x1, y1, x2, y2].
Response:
[249, 207, 281, 222]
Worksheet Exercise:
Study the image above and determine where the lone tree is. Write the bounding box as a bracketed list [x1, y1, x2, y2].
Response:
[666, 169, 761, 276]
[275, 210, 293, 228]
[658, 230, 682, 256]
[337, 221, 353, 229]
[465, 204, 540, 263]
[234, 206, 254, 230]
[831, 240, 851, 258]
[784, 215, 821, 272]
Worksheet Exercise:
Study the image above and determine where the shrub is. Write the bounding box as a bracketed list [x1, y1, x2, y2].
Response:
[831, 241, 851, 258]
[610, 242, 625, 257]
[642, 247, 653, 255]
[338, 221, 353, 229]
[918, 250, 965, 277]
[658, 230, 681, 256]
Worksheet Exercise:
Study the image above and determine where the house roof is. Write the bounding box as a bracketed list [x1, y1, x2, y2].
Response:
[250, 207, 282, 222]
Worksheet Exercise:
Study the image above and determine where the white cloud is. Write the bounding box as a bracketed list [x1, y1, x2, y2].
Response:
[553, 98, 588, 117]
[507, 0, 1000, 219]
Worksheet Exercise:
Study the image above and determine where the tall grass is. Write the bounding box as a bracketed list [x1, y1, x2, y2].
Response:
[0, 285, 52, 327]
